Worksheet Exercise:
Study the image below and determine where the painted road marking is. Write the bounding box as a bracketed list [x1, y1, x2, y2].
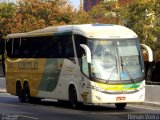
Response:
[18, 115, 39, 120]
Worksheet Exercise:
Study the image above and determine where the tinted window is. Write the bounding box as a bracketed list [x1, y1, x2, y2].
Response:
[6, 35, 74, 58]
[74, 35, 87, 58]
[6, 39, 13, 57]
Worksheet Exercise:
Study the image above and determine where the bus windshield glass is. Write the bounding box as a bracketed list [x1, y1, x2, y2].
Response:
[85, 39, 144, 81]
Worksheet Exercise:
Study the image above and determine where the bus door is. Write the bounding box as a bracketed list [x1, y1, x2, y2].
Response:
[74, 34, 89, 102]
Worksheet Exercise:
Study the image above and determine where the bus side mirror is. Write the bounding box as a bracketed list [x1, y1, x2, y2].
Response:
[80, 44, 91, 63]
[141, 44, 153, 62]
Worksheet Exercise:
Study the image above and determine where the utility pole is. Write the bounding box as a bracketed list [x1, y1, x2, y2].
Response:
[80, 0, 83, 10]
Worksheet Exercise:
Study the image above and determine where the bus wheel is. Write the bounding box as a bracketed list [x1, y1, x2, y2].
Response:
[69, 86, 78, 108]
[115, 103, 127, 110]
[18, 90, 25, 103]
[23, 84, 31, 103]
[16, 82, 24, 103]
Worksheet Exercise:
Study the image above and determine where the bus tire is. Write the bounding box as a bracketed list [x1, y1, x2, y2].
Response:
[23, 84, 31, 103]
[115, 103, 127, 110]
[16, 82, 25, 103]
[23, 83, 41, 103]
[69, 86, 79, 108]
[16, 81, 21, 96]
[18, 90, 25, 103]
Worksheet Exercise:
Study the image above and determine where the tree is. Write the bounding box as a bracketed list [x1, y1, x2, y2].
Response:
[119, 0, 160, 52]
[89, 1, 120, 24]
[0, 0, 93, 36]
[0, 3, 17, 36]
[0, 0, 75, 35]
[14, 0, 75, 32]
[71, 9, 92, 24]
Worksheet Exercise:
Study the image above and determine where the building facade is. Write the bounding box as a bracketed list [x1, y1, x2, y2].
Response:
[83, 0, 102, 12]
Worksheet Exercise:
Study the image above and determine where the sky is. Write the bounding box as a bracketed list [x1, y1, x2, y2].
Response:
[69, 0, 80, 9]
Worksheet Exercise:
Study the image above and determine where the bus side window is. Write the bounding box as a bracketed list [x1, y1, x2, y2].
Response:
[50, 38, 59, 58]
[6, 39, 13, 57]
[74, 35, 87, 65]
[56, 35, 74, 59]
[65, 36, 74, 58]
[74, 35, 87, 58]
[13, 38, 21, 57]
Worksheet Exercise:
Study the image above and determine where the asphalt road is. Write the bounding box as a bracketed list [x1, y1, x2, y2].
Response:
[0, 93, 160, 120]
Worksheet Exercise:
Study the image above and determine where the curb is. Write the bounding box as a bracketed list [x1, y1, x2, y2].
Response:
[0, 89, 7, 93]
[141, 101, 160, 107]
[132, 101, 160, 107]
[0, 77, 5, 80]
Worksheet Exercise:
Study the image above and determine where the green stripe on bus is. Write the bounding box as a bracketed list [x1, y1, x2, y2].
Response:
[38, 58, 64, 91]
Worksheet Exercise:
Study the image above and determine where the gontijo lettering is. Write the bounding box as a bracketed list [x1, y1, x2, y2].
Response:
[18, 61, 38, 70]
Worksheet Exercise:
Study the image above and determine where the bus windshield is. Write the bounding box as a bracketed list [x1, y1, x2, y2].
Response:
[83, 39, 144, 82]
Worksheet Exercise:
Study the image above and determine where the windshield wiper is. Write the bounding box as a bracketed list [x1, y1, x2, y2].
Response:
[120, 57, 134, 83]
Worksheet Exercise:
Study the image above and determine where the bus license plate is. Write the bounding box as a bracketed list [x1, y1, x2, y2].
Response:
[116, 96, 126, 101]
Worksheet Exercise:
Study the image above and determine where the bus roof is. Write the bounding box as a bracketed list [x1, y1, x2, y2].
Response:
[6, 24, 138, 39]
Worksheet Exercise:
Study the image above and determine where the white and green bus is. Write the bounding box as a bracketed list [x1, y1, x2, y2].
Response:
[5, 24, 153, 109]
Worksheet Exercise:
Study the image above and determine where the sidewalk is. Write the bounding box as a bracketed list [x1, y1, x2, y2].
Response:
[0, 77, 6, 93]
[0, 89, 6, 93]
[138, 101, 160, 107]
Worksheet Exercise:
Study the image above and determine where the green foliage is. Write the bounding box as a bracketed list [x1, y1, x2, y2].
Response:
[119, 0, 160, 53]
[72, 10, 92, 24]
[0, 0, 92, 36]
[0, 3, 16, 18]
[14, 0, 74, 32]
[0, 3, 17, 36]
[89, 1, 120, 24]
